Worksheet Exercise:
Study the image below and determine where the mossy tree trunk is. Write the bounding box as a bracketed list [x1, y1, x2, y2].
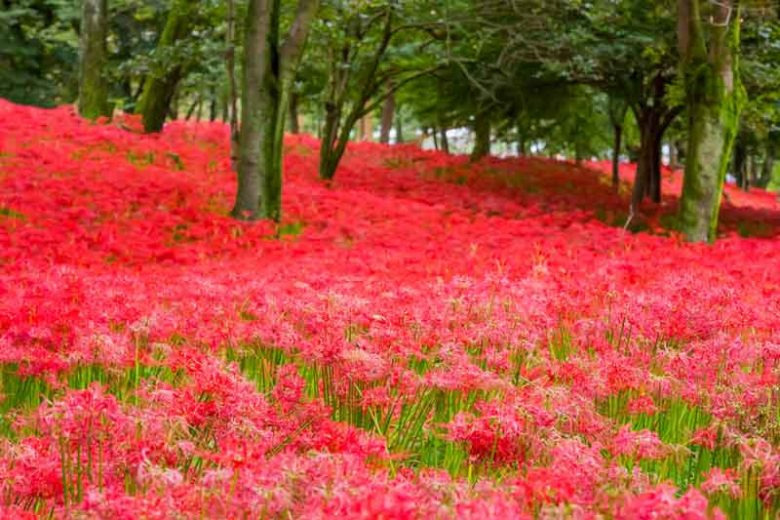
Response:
[231, 0, 319, 222]
[136, 0, 197, 133]
[677, 0, 745, 242]
[78, 0, 111, 120]
[470, 111, 491, 162]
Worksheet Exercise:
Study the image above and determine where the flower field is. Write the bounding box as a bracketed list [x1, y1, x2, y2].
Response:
[1, 100, 779, 518]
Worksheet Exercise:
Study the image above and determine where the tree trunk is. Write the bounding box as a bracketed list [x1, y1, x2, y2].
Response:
[231, 0, 319, 221]
[470, 112, 490, 161]
[319, 103, 342, 180]
[612, 124, 622, 189]
[631, 110, 663, 210]
[759, 141, 776, 187]
[185, 98, 199, 120]
[136, 0, 196, 133]
[77, 0, 111, 120]
[209, 88, 217, 122]
[608, 94, 628, 188]
[359, 115, 373, 141]
[669, 141, 678, 170]
[432, 125, 439, 150]
[379, 90, 394, 144]
[288, 93, 300, 134]
[517, 122, 526, 156]
[195, 98, 203, 121]
[318, 7, 393, 179]
[677, 0, 744, 242]
[440, 127, 449, 154]
[395, 107, 403, 144]
[225, 0, 240, 170]
[733, 135, 747, 189]
[748, 154, 759, 188]
[649, 132, 662, 203]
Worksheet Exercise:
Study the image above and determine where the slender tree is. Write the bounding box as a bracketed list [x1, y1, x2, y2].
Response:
[608, 93, 628, 188]
[470, 110, 491, 161]
[379, 89, 395, 144]
[225, 0, 240, 170]
[677, 0, 745, 242]
[232, 0, 320, 221]
[136, 0, 198, 133]
[316, 2, 439, 180]
[78, 0, 111, 120]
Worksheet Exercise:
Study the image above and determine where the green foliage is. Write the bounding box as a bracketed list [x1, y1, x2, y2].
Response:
[0, 0, 80, 106]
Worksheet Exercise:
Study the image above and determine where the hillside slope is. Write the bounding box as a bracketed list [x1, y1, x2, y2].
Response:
[1, 101, 778, 518]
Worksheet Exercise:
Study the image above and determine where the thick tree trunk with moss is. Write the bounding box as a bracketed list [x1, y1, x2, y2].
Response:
[136, 0, 197, 133]
[231, 0, 319, 221]
[78, 0, 111, 120]
[470, 112, 490, 161]
[677, 0, 744, 242]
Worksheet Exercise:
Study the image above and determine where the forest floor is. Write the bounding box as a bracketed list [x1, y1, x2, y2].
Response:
[1, 100, 779, 518]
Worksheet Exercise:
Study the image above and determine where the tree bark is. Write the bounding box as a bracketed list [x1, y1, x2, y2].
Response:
[395, 107, 403, 144]
[470, 112, 490, 162]
[631, 109, 664, 210]
[759, 140, 776, 187]
[612, 124, 622, 189]
[607, 94, 628, 188]
[288, 92, 300, 134]
[78, 0, 111, 120]
[318, 6, 393, 180]
[649, 130, 662, 203]
[232, 0, 319, 221]
[185, 97, 199, 120]
[136, 0, 196, 133]
[209, 87, 217, 122]
[359, 115, 373, 141]
[379, 90, 395, 144]
[225, 0, 239, 170]
[440, 127, 449, 154]
[677, 0, 744, 242]
[733, 134, 747, 189]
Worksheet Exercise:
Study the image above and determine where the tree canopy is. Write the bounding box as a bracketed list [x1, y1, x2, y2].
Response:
[4, 0, 780, 240]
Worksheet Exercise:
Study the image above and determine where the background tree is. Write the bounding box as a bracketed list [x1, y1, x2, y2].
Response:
[313, 0, 440, 180]
[1, 1, 80, 107]
[231, 0, 320, 221]
[135, 0, 200, 132]
[78, 0, 111, 119]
